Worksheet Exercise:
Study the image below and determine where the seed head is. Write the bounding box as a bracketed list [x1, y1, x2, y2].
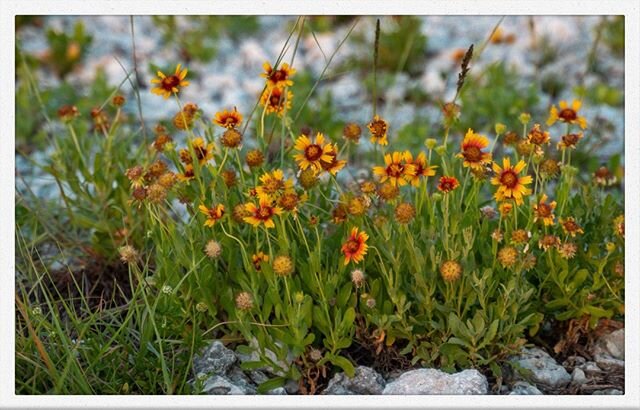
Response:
[221, 128, 243, 149]
[235, 292, 254, 311]
[245, 149, 265, 168]
[351, 269, 365, 288]
[205, 240, 222, 259]
[119, 245, 139, 264]
[497, 246, 518, 268]
[273, 255, 294, 277]
[394, 202, 416, 224]
[440, 260, 462, 283]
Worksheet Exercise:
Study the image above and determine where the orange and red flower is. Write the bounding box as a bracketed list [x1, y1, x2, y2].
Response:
[341, 227, 369, 265]
[491, 158, 532, 205]
[457, 129, 492, 170]
[151, 64, 189, 99]
[198, 204, 225, 227]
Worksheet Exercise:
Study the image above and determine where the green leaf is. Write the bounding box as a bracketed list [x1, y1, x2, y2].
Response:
[329, 355, 355, 378]
[339, 307, 356, 333]
[240, 360, 268, 371]
[256, 377, 286, 394]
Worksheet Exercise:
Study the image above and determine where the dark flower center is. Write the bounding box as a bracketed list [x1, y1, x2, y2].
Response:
[305, 144, 323, 161]
[559, 108, 577, 121]
[194, 145, 208, 160]
[463, 146, 482, 162]
[270, 69, 287, 83]
[500, 170, 518, 188]
[562, 133, 580, 147]
[346, 240, 360, 253]
[161, 75, 181, 91]
[386, 163, 405, 178]
[537, 203, 551, 217]
[257, 206, 273, 220]
[371, 120, 386, 137]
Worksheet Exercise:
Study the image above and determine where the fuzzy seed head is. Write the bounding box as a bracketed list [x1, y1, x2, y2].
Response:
[221, 128, 243, 149]
[440, 260, 462, 283]
[235, 292, 254, 311]
[497, 246, 518, 268]
[119, 245, 139, 264]
[394, 202, 416, 224]
[273, 255, 294, 277]
[351, 269, 365, 288]
[343, 122, 362, 142]
[298, 168, 319, 189]
[245, 149, 265, 168]
[205, 240, 222, 259]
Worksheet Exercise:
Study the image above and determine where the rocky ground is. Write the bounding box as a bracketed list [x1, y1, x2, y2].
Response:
[191, 329, 624, 395]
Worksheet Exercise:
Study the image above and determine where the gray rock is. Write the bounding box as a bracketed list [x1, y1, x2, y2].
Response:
[592, 329, 624, 360]
[571, 368, 588, 385]
[382, 369, 488, 395]
[201, 375, 251, 395]
[593, 329, 624, 371]
[579, 361, 602, 375]
[592, 389, 623, 395]
[193, 341, 237, 377]
[594, 355, 625, 372]
[510, 347, 571, 388]
[226, 367, 257, 394]
[323, 366, 385, 395]
[508, 381, 543, 395]
[284, 379, 299, 395]
[563, 355, 586, 368]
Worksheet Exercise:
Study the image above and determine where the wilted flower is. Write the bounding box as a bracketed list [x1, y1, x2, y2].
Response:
[560, 217, 584, 237]
[558, 132, 583, 150]
[538, 234, 560, 251]
[220, 129, 243, 149]
[533, 194, 556, 226]
[558, 242, 578, 259]
[343, 122, 362, 143]
[395, 202, 416, 224]
[367, 115, 389, 146]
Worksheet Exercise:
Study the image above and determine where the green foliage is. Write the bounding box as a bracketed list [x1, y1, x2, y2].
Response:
[348, 16, 428, 76]
[152, 16, 259, 63]
[458, 62, 540, 133]
[43, 21, 93, 79]
[15, 16, 624, 395]
[601, 16, 624, 58]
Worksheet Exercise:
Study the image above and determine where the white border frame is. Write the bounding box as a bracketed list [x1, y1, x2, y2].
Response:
[2, 1, 638, 409]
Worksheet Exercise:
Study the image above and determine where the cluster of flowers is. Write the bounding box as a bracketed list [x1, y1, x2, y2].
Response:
[121, 61, 623, 311]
